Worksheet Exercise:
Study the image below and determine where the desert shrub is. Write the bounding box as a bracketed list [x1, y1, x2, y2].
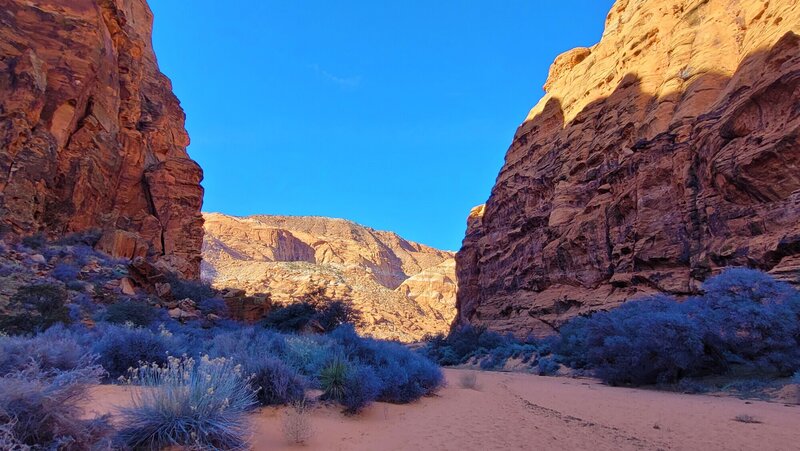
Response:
[92, 324, 170, 379]
[693, 268, 800, 375]
[51, 262, 80, 282]
[207, 327, 287, 360]
[159, 321, 225, 358]
[675, 379, 712, 394]
[373, 345, 444, 403]
[574, 295, 712, 385]
[282, 401, 313, 445]
[0, 326, 88, 375]
[319, 357, 381, 414]
[0, 362, 112, 449]
[20, 233, 46, 249]
[0, 418, 27, 450]
[102, 299, 157, 327]
[341, 364, 382, 414]
[721, 379, 772, 399]
[535, 356, 560, 376]
[69, 245, 105, 266]
[422, 325, 511, 366]
[118, 355, 256, 450]
[53, 230, 102, 247]
[330, 326, 444, 403]
[733, 414, 761, 424]
[552, 269, 800, 385]
[0, 284, 70, 335]
[250, 357, 306, 406]
[71, 293, 100, 315]
[65, 280, 87, 291]
[314, 300, 361, 332]
[199, 297, 228, 316]
[553, 316, 592, 368]
[263, 296, 361, 334]
[205, 328, 305, 406]
[283, 335, 336, 378]
[166, 274, 216, 302]
[423, 325, 542, 371]
[458, 371, 478, 389]
[320, 358, 349, 402]
[479, 341, 539, 370]
[0, 262, 15, 278]
[263, 302, 318, 332]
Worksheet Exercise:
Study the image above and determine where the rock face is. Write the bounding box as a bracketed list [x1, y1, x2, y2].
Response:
[456, 0, 800, 337]
[0, 0, 204, 278]
[202, 213, 457, 341]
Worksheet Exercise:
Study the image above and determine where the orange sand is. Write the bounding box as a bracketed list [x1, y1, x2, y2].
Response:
[85, 369, 800, 450]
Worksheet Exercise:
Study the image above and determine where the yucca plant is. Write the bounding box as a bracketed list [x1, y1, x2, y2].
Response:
[319, 358, 349, 402]
[118, 355, 257, 450]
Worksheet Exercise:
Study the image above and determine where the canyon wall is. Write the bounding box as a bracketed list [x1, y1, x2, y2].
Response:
[0, 0, 203, 278]
[202, 213, 457, 341]
[456, 0, 800, 337]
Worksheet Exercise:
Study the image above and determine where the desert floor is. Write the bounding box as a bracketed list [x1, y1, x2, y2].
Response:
[86, 368, 800, 450]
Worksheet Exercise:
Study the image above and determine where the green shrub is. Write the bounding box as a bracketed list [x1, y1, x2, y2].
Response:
[320, 358, 349, 402]
[0, 284, 70, 335]
[102, 299, 157, 327]
[166, 274, 216, 302]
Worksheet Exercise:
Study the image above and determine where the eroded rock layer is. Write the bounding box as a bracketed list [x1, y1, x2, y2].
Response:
[456, 0, 800, 337]
[202, 213, 457, 341]
[0, 0, 203, 278]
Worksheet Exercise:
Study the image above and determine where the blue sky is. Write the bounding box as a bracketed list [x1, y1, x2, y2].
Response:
[149, 0, 614, 251]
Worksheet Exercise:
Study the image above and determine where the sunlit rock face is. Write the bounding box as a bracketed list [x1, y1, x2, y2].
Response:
[0, 0, 204, 278]
[202, 213, 457, 342]
[456, 0, 800, 337]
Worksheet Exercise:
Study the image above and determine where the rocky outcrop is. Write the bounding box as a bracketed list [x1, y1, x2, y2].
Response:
[397, 258, 458, 325]
[202, 213, 456, 341]
[456, 0, 800, 337]
[0, 0, 204, 278]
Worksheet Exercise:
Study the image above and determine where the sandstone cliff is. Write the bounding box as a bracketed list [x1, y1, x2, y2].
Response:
[456, 0, 800, 337]
[202, 213, 457, 341]
[0, 0, 204, 278]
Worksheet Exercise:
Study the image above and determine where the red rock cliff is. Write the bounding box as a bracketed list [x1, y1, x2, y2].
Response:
[456, 0, 800, 337]
[0, 0, 203, 278]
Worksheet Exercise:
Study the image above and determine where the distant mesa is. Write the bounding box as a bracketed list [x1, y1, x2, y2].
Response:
[202, 213, 457, 342]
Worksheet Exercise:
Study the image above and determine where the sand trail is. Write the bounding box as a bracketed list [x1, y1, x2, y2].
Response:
[86, 369, 800, 450]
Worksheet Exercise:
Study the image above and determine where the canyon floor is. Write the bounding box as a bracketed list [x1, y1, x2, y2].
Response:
[85, 369, 799, 450]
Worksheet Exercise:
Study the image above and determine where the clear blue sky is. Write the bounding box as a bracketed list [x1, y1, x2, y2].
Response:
[149, 0, 614, 251]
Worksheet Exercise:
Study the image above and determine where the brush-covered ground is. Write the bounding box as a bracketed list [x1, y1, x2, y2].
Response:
[422, 269, 800, 403]
[0, 235, 443, 450]
[2, 234, 800, 450]
[84, 368, 800, 451]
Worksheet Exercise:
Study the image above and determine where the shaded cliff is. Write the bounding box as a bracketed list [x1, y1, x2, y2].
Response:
[202, 213, 456, 341]
[456, 0, 800, 336]
[0, 0, 203, 278]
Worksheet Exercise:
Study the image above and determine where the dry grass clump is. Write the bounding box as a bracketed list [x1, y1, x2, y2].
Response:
[733, 414, 762, 424]
[459, 371, 479, 390]
[283, 400, 313, 445]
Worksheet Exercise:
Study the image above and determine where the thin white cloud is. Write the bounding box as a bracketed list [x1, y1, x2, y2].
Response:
[310, 64, 361, 88]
